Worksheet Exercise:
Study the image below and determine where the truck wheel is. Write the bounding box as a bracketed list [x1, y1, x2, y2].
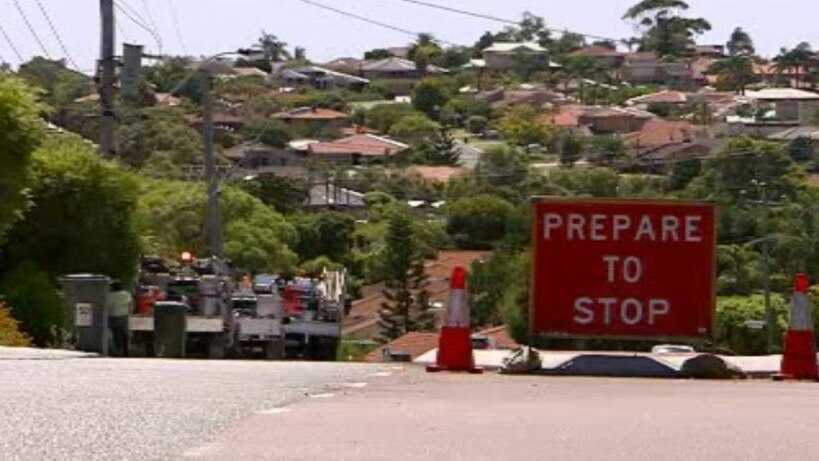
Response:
[264, 339, 285, 360]
[208, 336, 226, 359]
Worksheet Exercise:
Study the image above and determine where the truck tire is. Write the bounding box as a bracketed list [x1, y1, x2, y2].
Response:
[208, 336, 226, 359]
[264, 339, 285, 360]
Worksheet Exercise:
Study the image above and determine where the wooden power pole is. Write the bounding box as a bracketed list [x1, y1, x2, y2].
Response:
[99, 0, 116, 158]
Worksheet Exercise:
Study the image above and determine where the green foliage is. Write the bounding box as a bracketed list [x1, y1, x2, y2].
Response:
[646, 102, 676, 117]
[365, 103, 419, 133]
[364, 48, 394, 60]
[421, 128, 460, 166]
[292, 212, 356, 264]
[559, 133, 585, 166]
[468, 251, 517, 327]
[441, 97, 491, 128]
[727, 27, 755, 56]
[255, 31, 291, 62]
[498, 105, 552, 146]
[118, 106, 203, 169]
[551, 167, 621, 197]
[705, 56, 755, 93]
[446, 194, 515, 250]
[143, 57, 205, 103]
[243, 119, 289, 148]
[716, 295, 787, 355]
[388, 114, 441, 145]
[241, 174, 309, 214]
[466, 115, 489, 134]
[499, 251, 531, 344]
[377, 209, 435, 342]
[3, 135, 141, 285]
[300, 256, 343, 276]
[0, 262, 63, 346]
[668, 158, 701, 190]
[17, 57, 91, 105]
[587, 135, 626, 166]
[137, 180, 297, 273]
[411, 78, 452, 119]
[623, 0, 712, 57]
[788, 136, 816, 163]
[0, 74, 45, 245]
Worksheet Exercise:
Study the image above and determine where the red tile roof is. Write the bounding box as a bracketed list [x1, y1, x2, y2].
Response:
[475, 326, 519, 349]
[628, 90, 688, 105]
[571, 46, 625, 58]
[407, 166, 464, 183]
[308, 134, 408, 157]
[364, 332, 439, 362]
[624, 120, 697, 148]
[272, 107, 350, 121]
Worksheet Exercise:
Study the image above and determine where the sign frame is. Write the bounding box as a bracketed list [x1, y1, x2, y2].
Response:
[529, 196, 717, 342]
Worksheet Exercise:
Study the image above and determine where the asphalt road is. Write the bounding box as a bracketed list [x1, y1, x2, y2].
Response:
[190, 369, 819, 461]
[0, 357, 389, 461]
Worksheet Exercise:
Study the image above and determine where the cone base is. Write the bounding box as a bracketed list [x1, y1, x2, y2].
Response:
[427, 327, 481, 373]
[780, 329, 819, 381]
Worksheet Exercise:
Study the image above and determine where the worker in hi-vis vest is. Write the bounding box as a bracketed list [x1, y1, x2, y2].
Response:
[106, 280, 132, 357]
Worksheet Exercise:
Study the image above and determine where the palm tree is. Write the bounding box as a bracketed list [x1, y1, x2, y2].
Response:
[774, 43, 814, 88]
[255, 31, 291, 62]
[704, 56, 754, 94]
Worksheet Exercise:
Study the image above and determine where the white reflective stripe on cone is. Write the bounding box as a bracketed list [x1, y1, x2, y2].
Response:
[445, 289, 469, 328]
[790, 292, 814, 331]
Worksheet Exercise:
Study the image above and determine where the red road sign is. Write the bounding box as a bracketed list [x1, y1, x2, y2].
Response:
[531, 198, 716, 339]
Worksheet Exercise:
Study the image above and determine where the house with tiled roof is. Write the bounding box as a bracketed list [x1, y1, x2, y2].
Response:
[271, 106, 350, 130]
[276, 65, 369, 91]
[482, 42, 556, 71]
[543, 105, 653, 134]
[620, 52, 694, 88]
[570, 45, 626, 68]
[627, 90, 689, 106]
[623, 119, 714, 165]
[343, 251, 489, 340]
[307, 134, 408, 165]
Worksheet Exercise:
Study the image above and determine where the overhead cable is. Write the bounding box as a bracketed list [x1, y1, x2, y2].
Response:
[14, 0, 52, 58]
[34, 0, 81, 70]
[0, 22, 24, 61]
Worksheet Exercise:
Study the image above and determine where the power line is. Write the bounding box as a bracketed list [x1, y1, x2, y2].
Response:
[13, 0, 52, 58]
[297, 0, 460, 47]
[167, 0, 188, 55]
[387, 0, 619, 42]
[114, 0, 162, 53]
[0, 22, 23, 62]
[34, 0, 80, 70]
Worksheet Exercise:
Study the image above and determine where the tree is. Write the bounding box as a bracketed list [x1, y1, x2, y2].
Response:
[727, 27, 755, 57]
[241, 174, 309, 214]
[255, 31, 291, 62]
[2, 134, 141, 284]
[389, 114, 441, 145]
[441, 96, 490, 127]
[497, 105, 551, 146]
[773, 42, 815, 88]
[0, 262, 63, 346]
[559, 133, 585, 166]
[118, 106, 203, 169]
[446, 194, 515, 249]
[423, 128, 460, 166]
[137, 180, 298, 274]
[16, 57, 91, 105]
[788, 136, 816, 163]
[377, 210, 435, 342]
[705, 56, 755, 94]
[408, 33, 442, 75]
[411, 78, 452, 119]
[0, 75, 44, 246]
[292, 212, 356, 264]
[588, 135, 626, 166]
[364, 48, 393, 60]
[551, 32, 587, 57]
[622, 0, 712, 57]
[365, 103, 419, 133]
[466, 115, 489, 134]
[243, 119, 289, 148]
[293, 46, 307, 61]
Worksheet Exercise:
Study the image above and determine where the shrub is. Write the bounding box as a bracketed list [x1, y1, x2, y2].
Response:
[0, 262, 63, 346]
[466, 115, 489, 134]
[0, 302, 32, 347]
[446, 194, 515, 249]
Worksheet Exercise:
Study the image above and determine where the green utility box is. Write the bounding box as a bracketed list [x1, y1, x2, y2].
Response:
[154, 301, 187, 358]
[59, 274, 111, 355]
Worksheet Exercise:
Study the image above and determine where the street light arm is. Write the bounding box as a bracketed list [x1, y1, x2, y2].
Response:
[166, 49, 262, 97]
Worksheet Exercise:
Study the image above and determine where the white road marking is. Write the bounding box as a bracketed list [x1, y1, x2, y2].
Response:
[257, 407, 291, 415]
[310, 392, 336, 399]
[342, 382, 368, 388]
[182, 442, 225, 457]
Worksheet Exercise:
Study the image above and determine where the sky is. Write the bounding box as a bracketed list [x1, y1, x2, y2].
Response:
[0, 0, 816, 73]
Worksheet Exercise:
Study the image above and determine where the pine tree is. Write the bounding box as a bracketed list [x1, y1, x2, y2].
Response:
[424, 128, 460, 166]
[377, 210, 435, 342]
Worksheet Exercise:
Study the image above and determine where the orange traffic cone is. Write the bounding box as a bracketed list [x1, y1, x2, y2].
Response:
[777, 273, 818, 381]
[427, 266, 482, 373]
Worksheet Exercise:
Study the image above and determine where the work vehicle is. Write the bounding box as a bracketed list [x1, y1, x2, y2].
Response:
[231, 291, 285, 359]
[129, 255, 235, 358]
[279, 270, 348, 360]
